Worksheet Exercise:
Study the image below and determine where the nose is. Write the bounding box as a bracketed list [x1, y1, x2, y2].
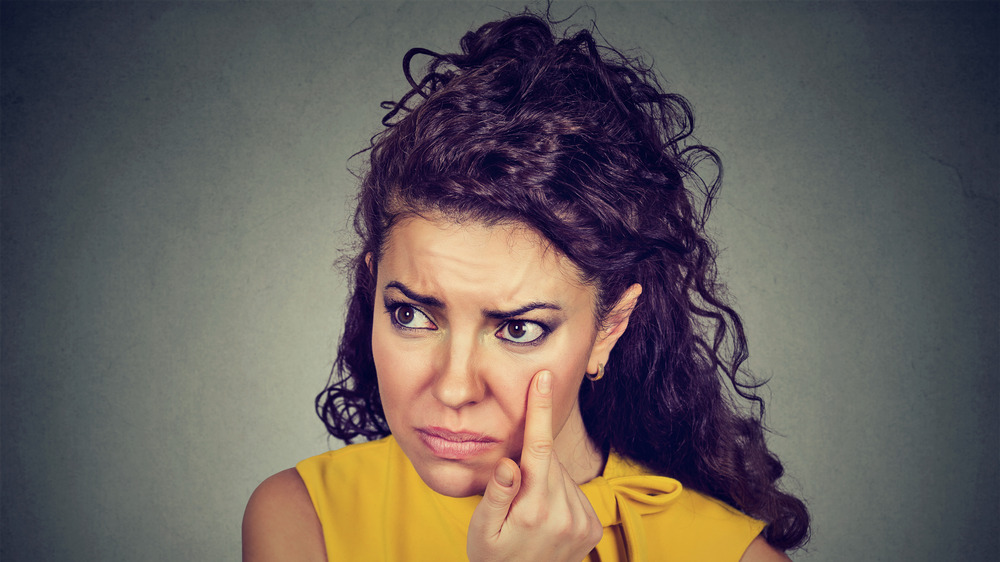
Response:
[431, 334, 486, 409]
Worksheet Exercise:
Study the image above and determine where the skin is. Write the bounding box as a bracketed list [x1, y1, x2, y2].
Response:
[370, 215, 631, 498]
[241, 214, 790, 561]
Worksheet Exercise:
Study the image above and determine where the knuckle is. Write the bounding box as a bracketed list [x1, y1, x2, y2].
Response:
[546, 510, 581, 539]
[586, 518, 604, 545]
[562, 509, 602, 542]
[484, 488, 512, 509]
[571, 515, 591, 539]
[526, 438, 553, 458]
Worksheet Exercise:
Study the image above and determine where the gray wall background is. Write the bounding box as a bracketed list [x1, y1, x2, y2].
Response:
[2, 1, 996, 560]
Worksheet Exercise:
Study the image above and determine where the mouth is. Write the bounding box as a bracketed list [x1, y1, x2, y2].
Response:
[416, 427, 499, 460]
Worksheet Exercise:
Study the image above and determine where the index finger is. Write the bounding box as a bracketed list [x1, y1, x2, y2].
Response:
[519, 370, 554, 482]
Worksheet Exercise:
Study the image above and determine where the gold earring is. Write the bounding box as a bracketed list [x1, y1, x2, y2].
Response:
[586, 363, 605, 382]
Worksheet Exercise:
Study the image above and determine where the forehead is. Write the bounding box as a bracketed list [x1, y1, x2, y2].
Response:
[380, 214, 593, 306]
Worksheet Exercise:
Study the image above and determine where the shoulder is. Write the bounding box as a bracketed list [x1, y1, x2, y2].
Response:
[672, 489, 790, 561]
[740, 536, 792, 562]
[295, 437, 395, 496]
[242, 469, 326, 562]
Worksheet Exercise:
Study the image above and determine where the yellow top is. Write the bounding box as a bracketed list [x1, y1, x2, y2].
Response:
[296, 436, 764, 561]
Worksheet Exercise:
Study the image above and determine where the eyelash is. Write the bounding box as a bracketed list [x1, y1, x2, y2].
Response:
[495, 320, 550, 347]
[384, 301, 437, 331]
[383, 300, 551, 347]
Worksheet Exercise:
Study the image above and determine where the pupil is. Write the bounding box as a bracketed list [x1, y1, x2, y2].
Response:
[396, 306, 414, 324]
[508, 322, 526, 339]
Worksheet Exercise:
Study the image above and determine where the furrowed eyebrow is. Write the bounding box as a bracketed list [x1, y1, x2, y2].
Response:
[384, 281, 445, 308]
[384, 281, 560, 319]
[483, 302, 561, 320]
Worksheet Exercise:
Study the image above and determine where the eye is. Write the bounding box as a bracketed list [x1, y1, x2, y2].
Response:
[389, 304, 436, 330]
[496, 320, 547, 345]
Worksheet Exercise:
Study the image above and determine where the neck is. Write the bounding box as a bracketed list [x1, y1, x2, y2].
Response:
[553, 403, 605, 484]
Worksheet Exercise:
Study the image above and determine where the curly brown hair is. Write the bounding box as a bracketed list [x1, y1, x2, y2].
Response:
[316, 11, 809, 551]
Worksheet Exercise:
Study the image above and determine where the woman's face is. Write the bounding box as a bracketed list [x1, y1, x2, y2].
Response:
[371, 214, 607, 497]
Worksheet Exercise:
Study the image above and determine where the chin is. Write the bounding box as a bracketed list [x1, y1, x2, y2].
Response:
[412, 457, 492, 497]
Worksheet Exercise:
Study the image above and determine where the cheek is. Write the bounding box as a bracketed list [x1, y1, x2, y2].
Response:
[548, 330, 596, 420]
[491, 333, 594, 437]
[371, 321, 425, 425]
[547, 346, 591, 423]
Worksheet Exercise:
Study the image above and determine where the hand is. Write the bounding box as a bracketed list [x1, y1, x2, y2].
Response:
[467, 371, 603, 561]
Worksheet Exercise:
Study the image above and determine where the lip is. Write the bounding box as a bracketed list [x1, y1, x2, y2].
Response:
[416, 427, 499, 460]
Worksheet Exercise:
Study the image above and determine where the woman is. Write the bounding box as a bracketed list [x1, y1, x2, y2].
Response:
[244, 11, 809, 561]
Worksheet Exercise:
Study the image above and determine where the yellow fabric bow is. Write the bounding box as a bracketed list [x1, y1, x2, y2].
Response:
[581, 474, 684, 562]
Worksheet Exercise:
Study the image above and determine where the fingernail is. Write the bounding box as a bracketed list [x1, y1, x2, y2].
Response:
[495, 462, 514, 487]
[537, 371, 552, 395]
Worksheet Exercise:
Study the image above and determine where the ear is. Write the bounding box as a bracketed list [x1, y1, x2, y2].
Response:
[365, 252, 374, 276]
[587, 283, 642, 375]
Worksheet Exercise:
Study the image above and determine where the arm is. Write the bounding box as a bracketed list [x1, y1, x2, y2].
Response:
[242, 468, 326, 562]
[740, 536, 792, 562]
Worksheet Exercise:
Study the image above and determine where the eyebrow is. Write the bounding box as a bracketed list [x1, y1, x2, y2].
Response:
[483, 302, 562, 320]
[384, 281, 444, 308]
[384, 281, 561, 319]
